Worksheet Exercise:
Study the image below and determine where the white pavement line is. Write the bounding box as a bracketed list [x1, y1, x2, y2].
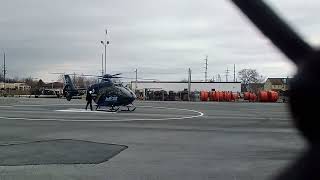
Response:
[56, 109, 116, 114]
[208, 116, 290, 121]
[0, 106, 13, 108]
[13, 104, 82, 107]
[0, 106, 204, 122]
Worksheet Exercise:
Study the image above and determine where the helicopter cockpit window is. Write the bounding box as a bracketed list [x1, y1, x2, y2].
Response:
[118, 87, 131, 97]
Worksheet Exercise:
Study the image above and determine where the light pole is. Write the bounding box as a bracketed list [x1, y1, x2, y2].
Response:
[101, 53, 104, 76]
[100, 29, 109, 74]
[51, 80, 54, 89]
[3, 52, 6, 92]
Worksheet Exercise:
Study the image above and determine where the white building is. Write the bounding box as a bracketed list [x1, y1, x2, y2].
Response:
[0, 83, 31, 91]
[130, 81, 241, 92]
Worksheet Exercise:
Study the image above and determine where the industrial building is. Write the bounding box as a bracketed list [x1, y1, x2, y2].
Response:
[131, 81, 241, 92]
[0, 83, 31, 91]
[127, 81, 241, 101]
[264, 78, 290, 92]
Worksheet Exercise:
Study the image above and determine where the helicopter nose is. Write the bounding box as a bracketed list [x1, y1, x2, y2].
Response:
[129, 96, 135, 102]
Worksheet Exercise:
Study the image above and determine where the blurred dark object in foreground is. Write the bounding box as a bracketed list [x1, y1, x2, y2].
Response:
[230, 0, 319, 179]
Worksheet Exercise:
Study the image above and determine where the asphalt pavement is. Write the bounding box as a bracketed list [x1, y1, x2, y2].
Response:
[0, 97, 305, 180]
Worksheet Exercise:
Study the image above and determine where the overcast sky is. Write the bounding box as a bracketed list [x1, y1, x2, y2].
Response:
[0, 0, 319, 82]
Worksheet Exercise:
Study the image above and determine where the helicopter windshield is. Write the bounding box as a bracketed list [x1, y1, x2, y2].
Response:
[118, 86, 132, 97]
[112, 79, 123, 86]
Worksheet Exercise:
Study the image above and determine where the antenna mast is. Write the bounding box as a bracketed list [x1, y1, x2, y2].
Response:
[204, 55, 208, 82]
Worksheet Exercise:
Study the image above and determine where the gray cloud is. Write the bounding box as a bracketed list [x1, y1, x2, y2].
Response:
[0, 0, 318, 82]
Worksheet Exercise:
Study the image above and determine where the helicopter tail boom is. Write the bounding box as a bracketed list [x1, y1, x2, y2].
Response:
[63, 75, 79, 101]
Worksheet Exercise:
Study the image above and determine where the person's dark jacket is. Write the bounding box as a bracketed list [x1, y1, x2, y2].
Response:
[86, 93, 92, 101]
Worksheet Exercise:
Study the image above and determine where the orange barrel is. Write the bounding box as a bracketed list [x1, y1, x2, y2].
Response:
[208, 91, 213, 101]
[200, 91, 209, 101]
[219, 91, 225, 101]
[268, 91, 279, 102]
[216, 91, 220, 101]
[258, 91, 269, 102]
[232, 93, 239, 101]
[225, 92, 232, 102]
[212, 91, 218, 101]
[244, 92, 250, 100]
[249, 93, 257, 102]
[209, 91, 215, 101]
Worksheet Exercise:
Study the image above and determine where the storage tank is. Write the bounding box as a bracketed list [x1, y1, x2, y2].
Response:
[249, 93, 257, 102]
[200, 91, 209, 101]
[218, 91, 224, 101]
[258, 91, 269, 102]
[209, 91, 215, 101]
[268, 91, 279, 102]
[212, 91, 218, 101]
[225, 92, 232, 102]
[232, 93, 239, 101]
[212, 91, 219, 101]
[244, 92, 250, 100]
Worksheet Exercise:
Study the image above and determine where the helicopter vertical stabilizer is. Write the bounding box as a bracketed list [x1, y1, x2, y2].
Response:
[63, 75, 78, 101]
[64, 75, 76, 91]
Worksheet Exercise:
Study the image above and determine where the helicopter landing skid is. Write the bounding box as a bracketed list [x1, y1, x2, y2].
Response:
[108, 106, 120, 112]
[121, 104, 136, 112]
[95, 105, 120, 112]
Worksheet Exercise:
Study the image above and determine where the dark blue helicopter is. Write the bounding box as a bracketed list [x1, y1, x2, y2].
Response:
[63, 73, 136, 112]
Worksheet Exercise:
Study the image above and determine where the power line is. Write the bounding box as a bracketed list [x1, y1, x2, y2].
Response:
[218, 74, 221, 82]
[135, 68, 138, 92]
[101, 53, 104, 76]
[225, 68, 230, 82]
[100, 29, 109, 74]
[3, 52, 6, 90]
[188, 68, 192, 101]
[105, 29, 107, 74]
[204, 55, 208, 82]
[233, 64, 236, 82]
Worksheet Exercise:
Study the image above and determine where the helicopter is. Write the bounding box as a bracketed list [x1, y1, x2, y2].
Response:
[63, 73, 137, 112]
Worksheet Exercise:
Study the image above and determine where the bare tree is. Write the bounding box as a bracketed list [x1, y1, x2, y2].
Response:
[74, 76, 85, 88]
[238, 69, 264, 92]
[238, 69, 264, 84]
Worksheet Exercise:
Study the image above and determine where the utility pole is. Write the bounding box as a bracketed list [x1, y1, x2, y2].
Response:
[104, 29, 107, 74]
[188, 68, 192, 101]
[101, 53, 104, 76]
[225, 68, 230, 82]
[233, 64, 236, 82]
[100, 29, 109, 74]
[135, 69, 138, 92]
[204, 55, 208, 82]
[3, 52, 6, 91]
[73, 72, 76, 85]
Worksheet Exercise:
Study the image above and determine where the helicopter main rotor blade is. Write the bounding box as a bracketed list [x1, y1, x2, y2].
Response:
[50, 72, 66, 75]
[111, 73, 122, 76]
[230, 0, 314, 64]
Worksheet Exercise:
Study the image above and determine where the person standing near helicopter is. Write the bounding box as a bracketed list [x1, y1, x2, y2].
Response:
[85, 90, 93, 111]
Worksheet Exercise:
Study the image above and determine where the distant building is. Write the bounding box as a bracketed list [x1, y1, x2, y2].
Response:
[249, 83, 264, 93]
[42, 82, 64, 90]
[0, 83, 31, 91]
[264, 78, 290, 92]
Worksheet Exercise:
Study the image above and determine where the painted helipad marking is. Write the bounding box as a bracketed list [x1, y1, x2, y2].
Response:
[56, 108, 117, 114]
[13, 104, 81, 107]
[0, 106, 204, 122]
[0, 106, 12, 108]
